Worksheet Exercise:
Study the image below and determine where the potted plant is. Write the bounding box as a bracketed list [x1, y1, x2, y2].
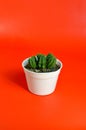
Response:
[22, 53, 63, 96]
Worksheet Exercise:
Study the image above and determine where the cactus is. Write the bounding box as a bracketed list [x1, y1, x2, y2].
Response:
[25, 53, 59, 72]
[46, 53, 56, 69]
[37, 54, 46, 69]
[29, 56, 37, 69]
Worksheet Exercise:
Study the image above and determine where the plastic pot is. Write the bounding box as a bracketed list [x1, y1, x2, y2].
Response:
[22, 58, 63, 96]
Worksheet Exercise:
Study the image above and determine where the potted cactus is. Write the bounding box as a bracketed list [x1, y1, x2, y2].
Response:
[22, 53, 62, 96]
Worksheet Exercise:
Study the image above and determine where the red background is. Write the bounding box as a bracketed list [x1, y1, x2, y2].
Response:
[0, 0, 86, 129]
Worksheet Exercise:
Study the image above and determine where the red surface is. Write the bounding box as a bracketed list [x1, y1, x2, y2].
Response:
[0, 0, 86, 129]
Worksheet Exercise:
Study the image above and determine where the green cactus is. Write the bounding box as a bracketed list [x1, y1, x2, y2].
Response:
[46, 53, 56, 69]
[37, 55, 46, 69]
[29, 56, 37, 69]
[25, 53, 59, 72]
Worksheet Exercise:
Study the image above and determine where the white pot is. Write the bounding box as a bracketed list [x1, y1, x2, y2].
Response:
[22, 58, 63, 96]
